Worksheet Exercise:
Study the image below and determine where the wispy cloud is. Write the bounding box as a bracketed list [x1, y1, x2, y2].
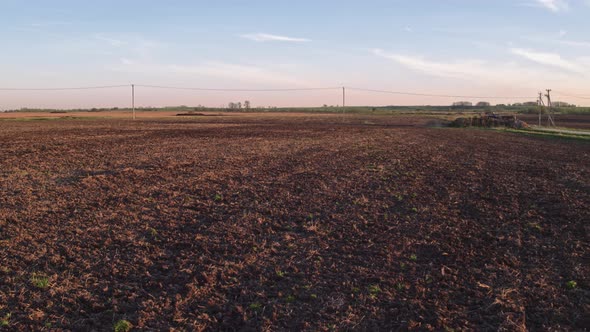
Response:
[510, 48, 582, 72]
[95, 34, 128, 47]
[30, 21, 72, 28]
[528, 0, 569, 12]
[109, 59, 309, 86]
[371, 48, 588, 90]
[557, 39, 590, 47]
[240, 33, 310, 42]
[372, 48, 505, 81]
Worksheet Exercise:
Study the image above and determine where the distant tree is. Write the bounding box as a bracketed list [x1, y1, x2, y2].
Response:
[244, 100, 251, 110]
[553, 101, 575, 107]
[476, 101, 491, 107]
[452, 101, 473, 109]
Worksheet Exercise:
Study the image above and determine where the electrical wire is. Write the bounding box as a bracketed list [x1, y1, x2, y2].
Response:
[552, 91, 590, 100]
[135, 84, 342, 92]
[0, 84, 583, 101]
[0, 85, 129, 91]
[346, 87, 534, 99]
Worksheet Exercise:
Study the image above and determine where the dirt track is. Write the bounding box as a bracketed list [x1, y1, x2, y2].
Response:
[0, 115, 588, 331]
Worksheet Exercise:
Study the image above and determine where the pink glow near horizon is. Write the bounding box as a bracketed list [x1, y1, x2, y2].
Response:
[2, 87, 585, 110]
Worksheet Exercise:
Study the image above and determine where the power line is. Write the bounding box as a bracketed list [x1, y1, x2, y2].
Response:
[346, 87, 534, 99]
[552, 91, 590, 100]
[2, 83, 586, 103]
[0, 85, 129, 91]
[135, 84, 342, 92]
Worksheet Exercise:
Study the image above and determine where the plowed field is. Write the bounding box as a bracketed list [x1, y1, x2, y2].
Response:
[1, 114, 588, 331]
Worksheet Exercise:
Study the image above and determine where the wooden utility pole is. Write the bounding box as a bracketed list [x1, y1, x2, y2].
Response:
[545, 89, 555, 126]
[538, 92, 544, 126]
[342, 87, 346, 108]
[132, 84, 136, 120]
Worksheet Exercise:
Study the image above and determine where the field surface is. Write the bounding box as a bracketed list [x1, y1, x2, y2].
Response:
[0, 114, 588, 331]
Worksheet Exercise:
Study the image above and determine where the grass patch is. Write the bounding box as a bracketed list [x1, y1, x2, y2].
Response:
[249, 302, 262, 311]
[114, 319, 132, 332]
[497, 128, 590, 142]
[31, 273, 50, 289]
[0, 313, 10, 327]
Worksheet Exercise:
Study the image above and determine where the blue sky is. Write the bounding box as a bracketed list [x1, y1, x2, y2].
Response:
[0, 0, 589, 108]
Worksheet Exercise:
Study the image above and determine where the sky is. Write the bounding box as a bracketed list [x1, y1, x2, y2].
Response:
[0, 0, 589, 109]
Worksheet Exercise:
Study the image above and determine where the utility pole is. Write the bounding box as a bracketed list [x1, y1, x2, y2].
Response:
[132, 84, 136, 120]
[342, 87, 346, 108]
[538, 92, 544, 126]
[545, 89, 555, 126]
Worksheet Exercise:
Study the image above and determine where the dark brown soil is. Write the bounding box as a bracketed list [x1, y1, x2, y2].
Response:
[0, 114, 588, 331]
[176, 113, 224, 117]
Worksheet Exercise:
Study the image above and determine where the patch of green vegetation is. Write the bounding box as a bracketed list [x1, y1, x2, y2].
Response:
[310, 293, 318, 299]
[286, 295, 296, 303]
[31, 273, 50, 289]
[0, 313, 11, 327]
[409, 254, 418, 261]
[214, 193, 223, 201]
[528, 222, 542, 231]
[275, 270, 286, 278]
[114, 319, 132, 332]
[249, 302, 262, 311]
[147, 227, 158, 238]
[498, 128, 590, 142]
[395, 282, 405, 291]
[566, 280, 577, 289]
[368, 285, 381, 295]
[400, 262, 406, 270]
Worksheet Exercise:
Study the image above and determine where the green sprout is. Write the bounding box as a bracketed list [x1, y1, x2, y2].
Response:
[249, 302, 262, 311]
[114, 319, 132, 332]
[368, 285, 381, 295]
[0, 313, 11, 327]
[31, 273, 50, 289]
